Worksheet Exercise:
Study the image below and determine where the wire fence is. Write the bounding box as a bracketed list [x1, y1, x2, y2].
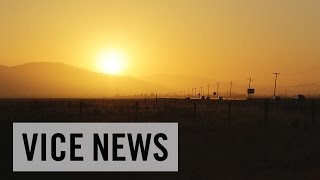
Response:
[1, 98, 319, 130]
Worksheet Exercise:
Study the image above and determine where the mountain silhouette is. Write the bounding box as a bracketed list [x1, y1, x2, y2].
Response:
[0, 65, 8, 69]
[0, 62, 161, 98]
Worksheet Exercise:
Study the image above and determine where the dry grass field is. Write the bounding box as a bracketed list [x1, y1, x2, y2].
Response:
[3, 98, 320, 180]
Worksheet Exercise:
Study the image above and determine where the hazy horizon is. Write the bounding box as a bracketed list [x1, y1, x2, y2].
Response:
[0, 61, 319, 98]
[1, 0, 320, 97]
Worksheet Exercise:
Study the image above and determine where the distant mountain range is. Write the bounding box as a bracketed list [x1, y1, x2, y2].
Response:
[1, 62, 318, 98]
[0, 62, 162, 98]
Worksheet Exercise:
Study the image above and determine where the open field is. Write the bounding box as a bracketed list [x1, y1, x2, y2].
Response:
[3, 98, 320, 180]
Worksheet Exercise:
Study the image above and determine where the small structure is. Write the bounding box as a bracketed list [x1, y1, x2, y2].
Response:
[294, 94, 305, 102]
[247, 88, 255, 99]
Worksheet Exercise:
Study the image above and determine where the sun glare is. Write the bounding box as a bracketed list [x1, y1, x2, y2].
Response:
[97, 50, 126, 75]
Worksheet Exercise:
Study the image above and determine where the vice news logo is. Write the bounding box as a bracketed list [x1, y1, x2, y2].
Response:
[13, 123, 178, 172]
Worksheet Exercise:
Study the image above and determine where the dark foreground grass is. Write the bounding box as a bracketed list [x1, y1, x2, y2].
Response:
[2, 98, 320, 180]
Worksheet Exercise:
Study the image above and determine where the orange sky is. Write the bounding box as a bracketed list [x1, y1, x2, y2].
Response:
[1, 0, 320, 95]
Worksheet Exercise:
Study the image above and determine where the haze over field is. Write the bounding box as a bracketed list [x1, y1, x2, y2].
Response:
[0, 0, 320, 97]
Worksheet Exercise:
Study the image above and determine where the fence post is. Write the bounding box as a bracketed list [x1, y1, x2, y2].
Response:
[33, 100, 38, 112]
[135, 101, 139, 122]
[311, 100, 316, 126]
[105, 104, 108, 120]
[264, 99, 268, 127]
[193, 102, 197, 121]
[228, 101, 231, 127]
[79, 100, 83, 114]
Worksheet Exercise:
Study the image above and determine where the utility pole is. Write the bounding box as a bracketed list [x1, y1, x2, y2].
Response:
[200, 87, 203, 96]
[195, 88, 197, 96]
[229, 81, 233, 99]
[248, 77, 253, 98]
[207, 85, 210, 97]
[216, 83, 220, 98]
[248, 77, 252, 89]
[273, 73, 280, 97]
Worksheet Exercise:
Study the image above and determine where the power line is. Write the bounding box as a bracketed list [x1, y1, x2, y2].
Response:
[247, 77, 253, 98]
[273, 72, 280, 97]
[229, 81, 233, 98]
[216, 83, 220, 98]
[255, 85, 273, 90]
[279, 80, 320, 88]
[248, 77, 253, 89]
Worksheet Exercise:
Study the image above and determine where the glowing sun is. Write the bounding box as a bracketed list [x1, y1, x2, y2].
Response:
[97, 50, 126, 75]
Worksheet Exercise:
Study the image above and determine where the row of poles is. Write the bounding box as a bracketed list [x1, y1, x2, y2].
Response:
[170, 73, 281, 99]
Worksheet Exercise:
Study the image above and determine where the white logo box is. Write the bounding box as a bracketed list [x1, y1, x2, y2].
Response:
[13, 123, 178, 172]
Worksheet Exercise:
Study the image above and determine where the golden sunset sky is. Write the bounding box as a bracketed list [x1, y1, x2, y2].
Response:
[1, 0, 320, 95]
